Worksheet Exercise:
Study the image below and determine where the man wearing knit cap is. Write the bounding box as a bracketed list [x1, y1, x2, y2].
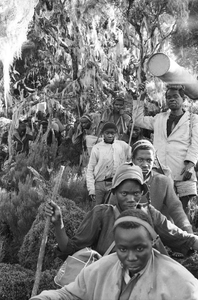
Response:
[131, 139, 193, 236]
[99, 96, 131, 139]
[86, 122, 131, 205]
[44, 162, 198, 271]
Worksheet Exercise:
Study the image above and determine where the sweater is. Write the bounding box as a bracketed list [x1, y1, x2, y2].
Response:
[86, 140, 131, 195]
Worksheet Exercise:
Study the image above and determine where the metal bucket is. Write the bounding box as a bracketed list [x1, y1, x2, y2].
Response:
[147, 53, 198, 100]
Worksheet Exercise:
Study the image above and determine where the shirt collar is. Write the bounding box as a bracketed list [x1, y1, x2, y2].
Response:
[122, 254, 152, 285]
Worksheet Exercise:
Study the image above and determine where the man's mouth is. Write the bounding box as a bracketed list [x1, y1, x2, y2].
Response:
[126, 203, 137, 208]
[127, 264, 140, 271]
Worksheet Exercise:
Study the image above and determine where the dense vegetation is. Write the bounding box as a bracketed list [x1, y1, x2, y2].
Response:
[1, 0, 198, 299]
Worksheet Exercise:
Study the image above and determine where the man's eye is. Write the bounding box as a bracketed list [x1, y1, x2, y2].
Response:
[136, 247, 144, 252]
[134, 192, 141, 197]
[137, 158, 143, 162]
[121, 192, 127, 196]
[120, 248, 127, 252]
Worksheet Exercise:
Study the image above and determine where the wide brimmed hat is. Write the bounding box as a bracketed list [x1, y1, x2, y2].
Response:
[111, 162, 148, 195]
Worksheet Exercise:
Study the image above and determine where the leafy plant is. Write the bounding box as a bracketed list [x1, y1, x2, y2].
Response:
[0, 263, 57, 300]
[18, 197, 85, 271]
[0, 177, 43, 263]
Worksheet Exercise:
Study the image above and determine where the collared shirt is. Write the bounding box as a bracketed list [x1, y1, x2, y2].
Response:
[120, 257, 152, 300]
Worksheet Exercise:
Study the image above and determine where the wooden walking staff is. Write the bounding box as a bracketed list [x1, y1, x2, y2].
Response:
[31, 165, 65, 297]
[128, 66, 146, 146]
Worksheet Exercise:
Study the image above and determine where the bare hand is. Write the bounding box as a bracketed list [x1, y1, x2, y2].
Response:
[89, 194, 96, 202]
[138, 83, 146, 92]
[181, 162, 194, 181]
[138, 83, 147, 100]
[45, 200, 63, 226]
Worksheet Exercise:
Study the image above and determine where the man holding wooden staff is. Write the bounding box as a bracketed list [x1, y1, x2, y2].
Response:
[133, 84, 198, 217]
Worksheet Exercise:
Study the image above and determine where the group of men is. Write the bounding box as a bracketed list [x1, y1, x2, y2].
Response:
[84, 85, 198, 219]
[30, 85, 198, 300]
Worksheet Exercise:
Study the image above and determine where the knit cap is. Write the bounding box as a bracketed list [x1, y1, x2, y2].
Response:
[111, 162, 148, 195]
[101, 122, 118, 133]
[132, 139, 155, 155]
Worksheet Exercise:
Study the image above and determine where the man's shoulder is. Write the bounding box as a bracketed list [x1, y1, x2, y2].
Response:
[92, 140, 104, 149]
[154, 110, 169, 119]
[92, 204, 115, 215]
[122, 113, 131, 121]
[85, 252, 118, 274]
[154, 249, 197, 281]
[151, 170, 171, 182]
[191, 112, 198, 123]
[115, 139, 130, 147]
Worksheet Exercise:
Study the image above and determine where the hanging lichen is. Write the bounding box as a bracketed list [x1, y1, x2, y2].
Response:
[0, 0, 39, 110]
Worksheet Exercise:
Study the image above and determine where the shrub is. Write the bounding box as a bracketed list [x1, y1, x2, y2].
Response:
[59, 166, 91, 211]
[0, 178, 43, 263]
[181, 252, 198, 279]
[0, 263, 57, 300]
[18, 197, 86, 271]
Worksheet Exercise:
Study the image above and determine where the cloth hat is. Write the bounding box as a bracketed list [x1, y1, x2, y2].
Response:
[111, 162, 148, 195]
[80, 114, 92, 123]
[132, 139, 155, 155]
[113, 96, 125, 105]
[166, 84, 185, 91]
[101, 122, 118, 133]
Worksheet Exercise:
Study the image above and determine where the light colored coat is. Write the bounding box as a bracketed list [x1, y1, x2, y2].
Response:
[31, 250, 198, 300]
[134, 101, 198, 181]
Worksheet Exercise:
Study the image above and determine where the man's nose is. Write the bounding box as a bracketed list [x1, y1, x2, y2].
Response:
[127, 250, 137, 261]
[126, 194, 135, 202]
[141, 160, 148, 166]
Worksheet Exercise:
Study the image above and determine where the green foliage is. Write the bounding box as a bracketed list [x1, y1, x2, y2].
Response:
[5, 0, 188, 117]
[171, 0, 198, 72]
[18, 197, 85, 271]
[0, 263, 57, 300]
[0, 177, 43, 263]
[181, 253, 198, 279]
[0, 137, 59, 192]
[59, 165, 91, 210]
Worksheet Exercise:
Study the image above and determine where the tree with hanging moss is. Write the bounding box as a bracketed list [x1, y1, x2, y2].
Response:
[7, 0, 190, 118]
[171, 0, 198, 73]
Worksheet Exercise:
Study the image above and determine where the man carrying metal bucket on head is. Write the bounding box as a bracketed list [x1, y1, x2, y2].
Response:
[133, 84, 198, 217]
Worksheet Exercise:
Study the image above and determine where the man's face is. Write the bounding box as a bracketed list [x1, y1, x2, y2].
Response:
[127, 124, 141, 139]
[80, 118, 91, 130]
[113, 100, 124, 114]
[18, 123, 26, 136]
[132, 126, 141, 139]
[115, 179, 143, 211]
[115, 226, 152, 275]
[166, 89, 184, 111]
[103, 129, 116, 143]
[133, 149, 154, 177]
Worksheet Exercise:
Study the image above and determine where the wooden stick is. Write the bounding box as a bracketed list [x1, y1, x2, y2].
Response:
[128, 96, 141, 146]
[31, 165, 65, 297]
